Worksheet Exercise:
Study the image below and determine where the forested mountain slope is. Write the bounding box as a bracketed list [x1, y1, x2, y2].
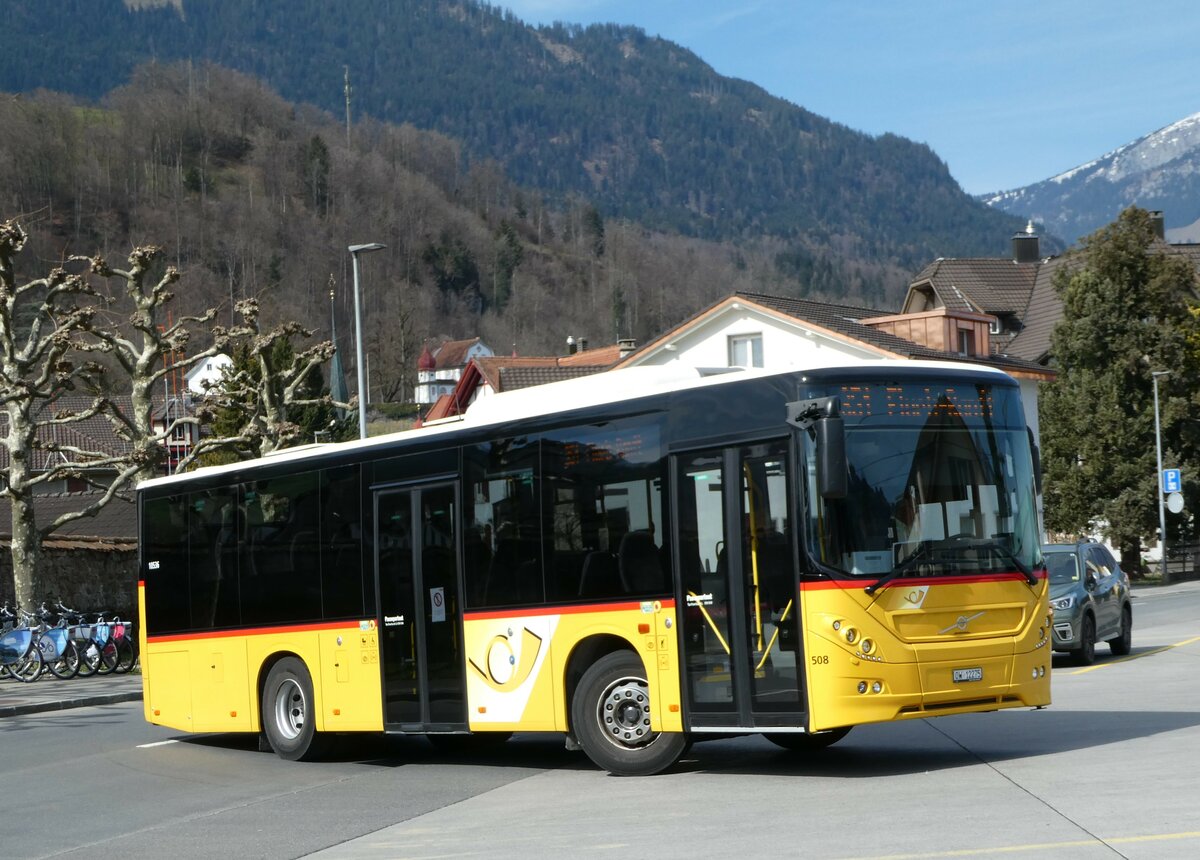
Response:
[0, 65, 848, 402]
[0, 0, 1030, 288]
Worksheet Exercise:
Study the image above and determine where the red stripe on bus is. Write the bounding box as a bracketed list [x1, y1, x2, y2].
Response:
[800, 570, 1046, 591]
[465, 598, 676, 621]
[146, 619, 359, 644]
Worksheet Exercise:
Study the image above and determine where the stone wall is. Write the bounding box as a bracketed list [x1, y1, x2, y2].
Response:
[0, 546, 138, 618]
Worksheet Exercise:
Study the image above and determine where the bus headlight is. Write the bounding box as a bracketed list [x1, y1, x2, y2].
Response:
[860, 638, 874, 654]
[844, 628, 858, 645]
[871, 681, 882, 694]
[857, 681, 867, 694]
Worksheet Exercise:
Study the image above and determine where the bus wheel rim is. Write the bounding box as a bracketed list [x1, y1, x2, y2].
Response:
[274, 678, 306, 741]
[598, 675, 654, 748]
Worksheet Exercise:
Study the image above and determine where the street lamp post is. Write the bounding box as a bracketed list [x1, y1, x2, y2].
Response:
[1152, 370, 1169, 584]
[349, 242, 386, 439]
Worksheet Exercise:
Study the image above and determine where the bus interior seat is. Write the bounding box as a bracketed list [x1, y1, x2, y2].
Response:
[578, 550, 624, 598]
[484, 539, 544, 605]
[619, 530, 666, 594]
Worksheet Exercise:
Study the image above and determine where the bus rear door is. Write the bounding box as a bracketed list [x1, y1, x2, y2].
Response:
[374, 483, 467, 732]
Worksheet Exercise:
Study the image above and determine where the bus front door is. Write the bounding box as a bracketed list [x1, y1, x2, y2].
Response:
[375, 483, 467, 732]
[675, 441, 805, 730]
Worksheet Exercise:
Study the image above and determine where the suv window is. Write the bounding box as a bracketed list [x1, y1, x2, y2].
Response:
[1087, 546, 1114, 577]
[1045, 551, 1079, 584]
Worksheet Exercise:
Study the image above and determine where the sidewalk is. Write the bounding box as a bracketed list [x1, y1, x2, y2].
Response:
[0, 671, 143, 718]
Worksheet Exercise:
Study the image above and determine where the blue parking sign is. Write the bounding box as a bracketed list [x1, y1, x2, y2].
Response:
[1163, 469, 1182, 493]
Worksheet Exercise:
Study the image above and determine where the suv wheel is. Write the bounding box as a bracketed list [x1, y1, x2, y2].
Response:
[1107, 605, 1132, 656]
[1071, 613, 1096, 666]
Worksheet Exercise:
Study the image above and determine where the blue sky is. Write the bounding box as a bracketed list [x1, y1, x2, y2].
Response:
[501, 1, 1200, 195]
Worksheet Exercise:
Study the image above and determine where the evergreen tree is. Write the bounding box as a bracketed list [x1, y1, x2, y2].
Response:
[1040, 208, 1200, 573]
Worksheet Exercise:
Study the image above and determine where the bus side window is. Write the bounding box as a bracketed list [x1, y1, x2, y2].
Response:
[320, 465, 363, 619]
[143, 494, 191, 634]
[465, 438, 544, 609]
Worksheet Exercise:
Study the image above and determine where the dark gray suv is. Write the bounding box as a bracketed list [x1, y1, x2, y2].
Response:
[1043, 542, 1132, 665]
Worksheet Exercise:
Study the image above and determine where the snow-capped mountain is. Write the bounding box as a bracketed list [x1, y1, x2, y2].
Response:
[982, 112, 1200, 245]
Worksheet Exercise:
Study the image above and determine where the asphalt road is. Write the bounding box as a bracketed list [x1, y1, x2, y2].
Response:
[2, 582, 1198, 860]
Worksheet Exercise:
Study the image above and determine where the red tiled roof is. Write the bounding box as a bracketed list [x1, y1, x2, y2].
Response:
[433, 338, 484, 369]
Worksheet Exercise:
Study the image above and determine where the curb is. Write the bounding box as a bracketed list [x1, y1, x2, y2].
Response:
[0, 690, 143, 719]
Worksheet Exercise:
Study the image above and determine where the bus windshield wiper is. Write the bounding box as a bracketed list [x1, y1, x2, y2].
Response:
[972, 539, 1038, 586]
[865, 541, 932, 595]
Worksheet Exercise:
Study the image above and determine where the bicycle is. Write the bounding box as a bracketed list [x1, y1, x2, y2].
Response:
[54, 603, 106, 677]
[1, 603, 44, 683]
[93, 612, 135, 675]
[30, 603, 81, 680]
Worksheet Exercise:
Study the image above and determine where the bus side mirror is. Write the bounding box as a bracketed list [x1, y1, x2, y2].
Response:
[788, 396, 847, 500]
[1027, 427, 1043, 494]
[816, 414, 847, 499]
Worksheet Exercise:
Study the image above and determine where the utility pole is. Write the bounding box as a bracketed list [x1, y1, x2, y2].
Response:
[1153, 370, 1170, 584]
[344, 66, 352, 147]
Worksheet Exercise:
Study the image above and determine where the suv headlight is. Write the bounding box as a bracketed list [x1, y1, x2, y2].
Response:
[1049, 595, 1075, 611]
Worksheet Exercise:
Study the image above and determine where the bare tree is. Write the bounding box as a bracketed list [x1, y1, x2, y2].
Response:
[187, 297, 350, 464]
[0, 221, 136, 608]
[87, 244, 232, 487]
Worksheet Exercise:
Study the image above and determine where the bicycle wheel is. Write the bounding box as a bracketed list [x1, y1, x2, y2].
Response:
[46, 640, 80, 680]
[96, 640, 119, 674]
[75, 642, 102, 677]
[11, 650, 43, 682]
[113, 637, 137, 674]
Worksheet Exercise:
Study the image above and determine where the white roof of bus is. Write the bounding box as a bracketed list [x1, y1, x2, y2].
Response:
[138, 357, 1012, 491]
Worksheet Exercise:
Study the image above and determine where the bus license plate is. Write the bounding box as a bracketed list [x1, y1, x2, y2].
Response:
[953, 667, 983, 683]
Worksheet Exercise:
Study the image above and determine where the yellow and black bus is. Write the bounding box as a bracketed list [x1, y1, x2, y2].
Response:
[137, 360, 1050, 775]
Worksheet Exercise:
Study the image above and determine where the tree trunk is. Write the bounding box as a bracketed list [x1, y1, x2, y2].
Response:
[9, 492, 43, 610]
[4, 402, 42, 609]
[1120, 537, 1144, 579]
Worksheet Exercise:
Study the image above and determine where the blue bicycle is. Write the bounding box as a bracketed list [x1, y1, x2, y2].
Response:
[1, 603, 43, 683]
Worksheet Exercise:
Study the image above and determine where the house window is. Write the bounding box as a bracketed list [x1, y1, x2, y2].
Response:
[728, 334, 763, 368]
[988, 318, 1001, 335]
[957, 329, 975, 357]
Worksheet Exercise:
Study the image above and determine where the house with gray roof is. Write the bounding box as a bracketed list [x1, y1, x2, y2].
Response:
[904, 212, 1200, 366]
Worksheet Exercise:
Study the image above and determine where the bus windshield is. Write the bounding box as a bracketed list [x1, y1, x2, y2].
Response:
[801, 378, 1042, 580]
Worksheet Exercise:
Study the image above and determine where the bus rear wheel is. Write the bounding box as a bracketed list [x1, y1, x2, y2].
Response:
[764, 726, 851, 752]
[571, 651, 686, 776]
[262, 657, 328, 761]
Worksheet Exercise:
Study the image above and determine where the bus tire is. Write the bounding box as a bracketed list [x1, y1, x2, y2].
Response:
[261, 657, 327, 761]
[764, 726, 851, 752]
[571, 651, 686, 776]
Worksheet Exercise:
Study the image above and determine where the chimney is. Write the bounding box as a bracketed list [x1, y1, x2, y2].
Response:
[1149, 210, 1165, 240]
[618, 338, 637, 358]
[566, 335, 577, 355]
[1012, 220, 1040, 263]
[578, 337, 588, 352]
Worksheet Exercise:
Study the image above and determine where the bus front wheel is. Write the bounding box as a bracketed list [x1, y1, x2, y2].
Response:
[571, 651, 686, 776]
[262, 657, 328, 761]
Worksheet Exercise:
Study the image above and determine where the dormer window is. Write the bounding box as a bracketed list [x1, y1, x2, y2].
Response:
[988, 318, 1002, 335]
[957, 330, 975, 357]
